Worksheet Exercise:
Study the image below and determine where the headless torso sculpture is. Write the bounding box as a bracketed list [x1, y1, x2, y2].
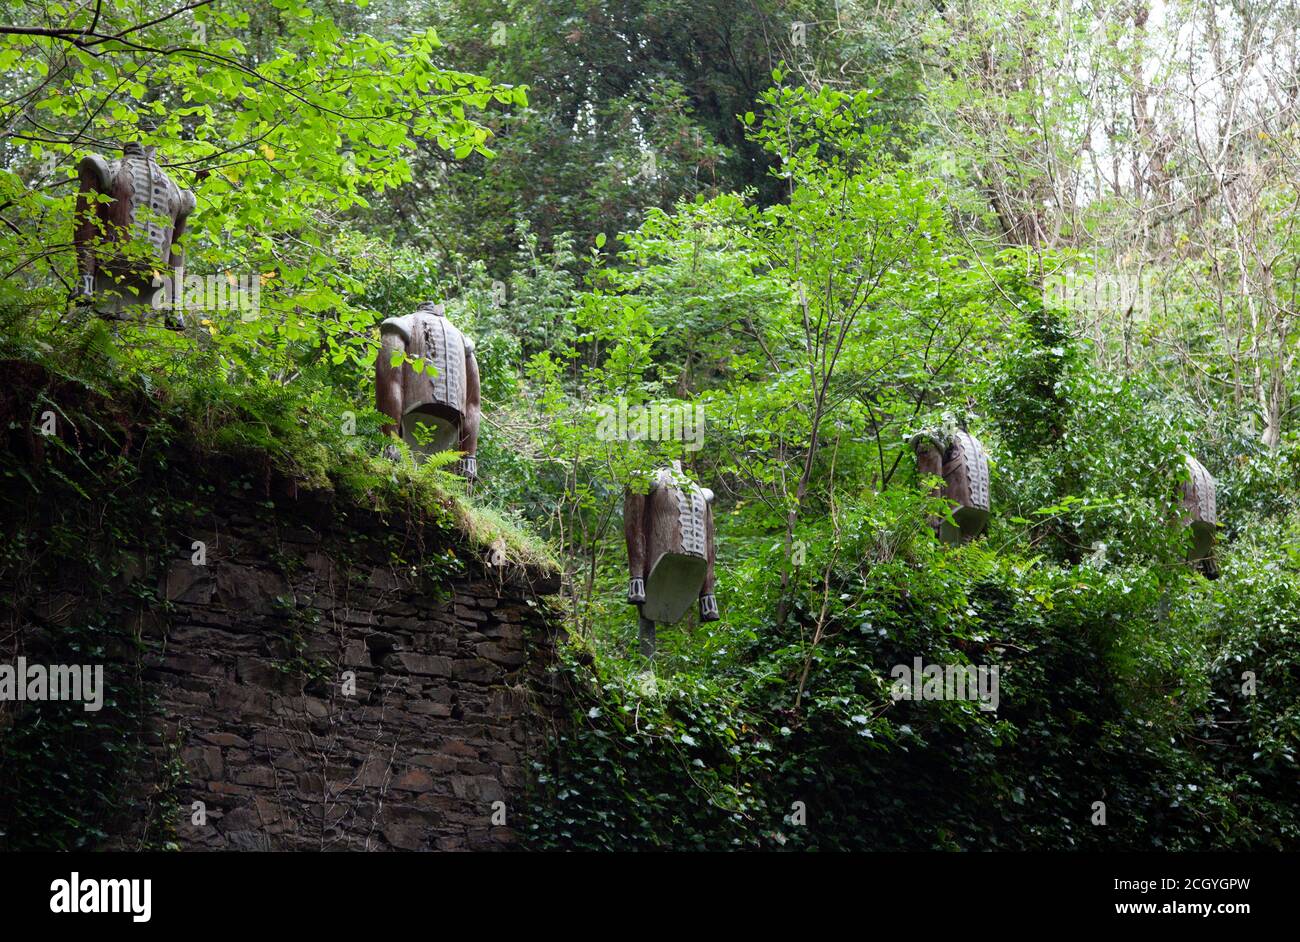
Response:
[74, 142, 196, 317]
[624, 463, 719, 659]
[909, 427, 991, 543]
[1182, 455, 1219, 579]
[375, 302, 481, 478]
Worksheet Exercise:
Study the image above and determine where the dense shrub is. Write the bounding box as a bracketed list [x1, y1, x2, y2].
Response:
[525, 484, 1299, 850]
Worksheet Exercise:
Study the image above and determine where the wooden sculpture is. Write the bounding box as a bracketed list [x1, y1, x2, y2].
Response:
[1181, 455, 1219, 579]
[74, 142, 196, 314]
[375, 301, 481, 479]
[624, 462, 719, 658]
[909, 427, 991, 543]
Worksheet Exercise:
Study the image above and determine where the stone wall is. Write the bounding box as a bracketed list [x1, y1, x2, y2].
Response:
[142, 492, 563, 851]
[0, 363, 565, 851]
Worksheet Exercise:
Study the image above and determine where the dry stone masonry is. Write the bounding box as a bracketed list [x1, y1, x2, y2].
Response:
[143, 491, 562, 851]
[0, 363, 565, 852]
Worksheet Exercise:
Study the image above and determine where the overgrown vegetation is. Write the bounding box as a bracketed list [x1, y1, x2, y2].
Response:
[1, 0, 1298, 850]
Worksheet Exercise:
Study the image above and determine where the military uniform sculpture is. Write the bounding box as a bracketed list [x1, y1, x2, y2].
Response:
[624, 463, 719, 658]
[1181, 455, 1219, 579]
[74, 142, 196, 314]
[375, 302, 481, 478]
[909, 426, 991, 543]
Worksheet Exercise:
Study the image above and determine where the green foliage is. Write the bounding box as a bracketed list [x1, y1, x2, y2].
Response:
[527, 488, 1298, 849]
[514, 82, 1299, 852]
[3, 0, 1299, 854]
[389, 0, 894, 268]
[0, 0, 522, 405]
